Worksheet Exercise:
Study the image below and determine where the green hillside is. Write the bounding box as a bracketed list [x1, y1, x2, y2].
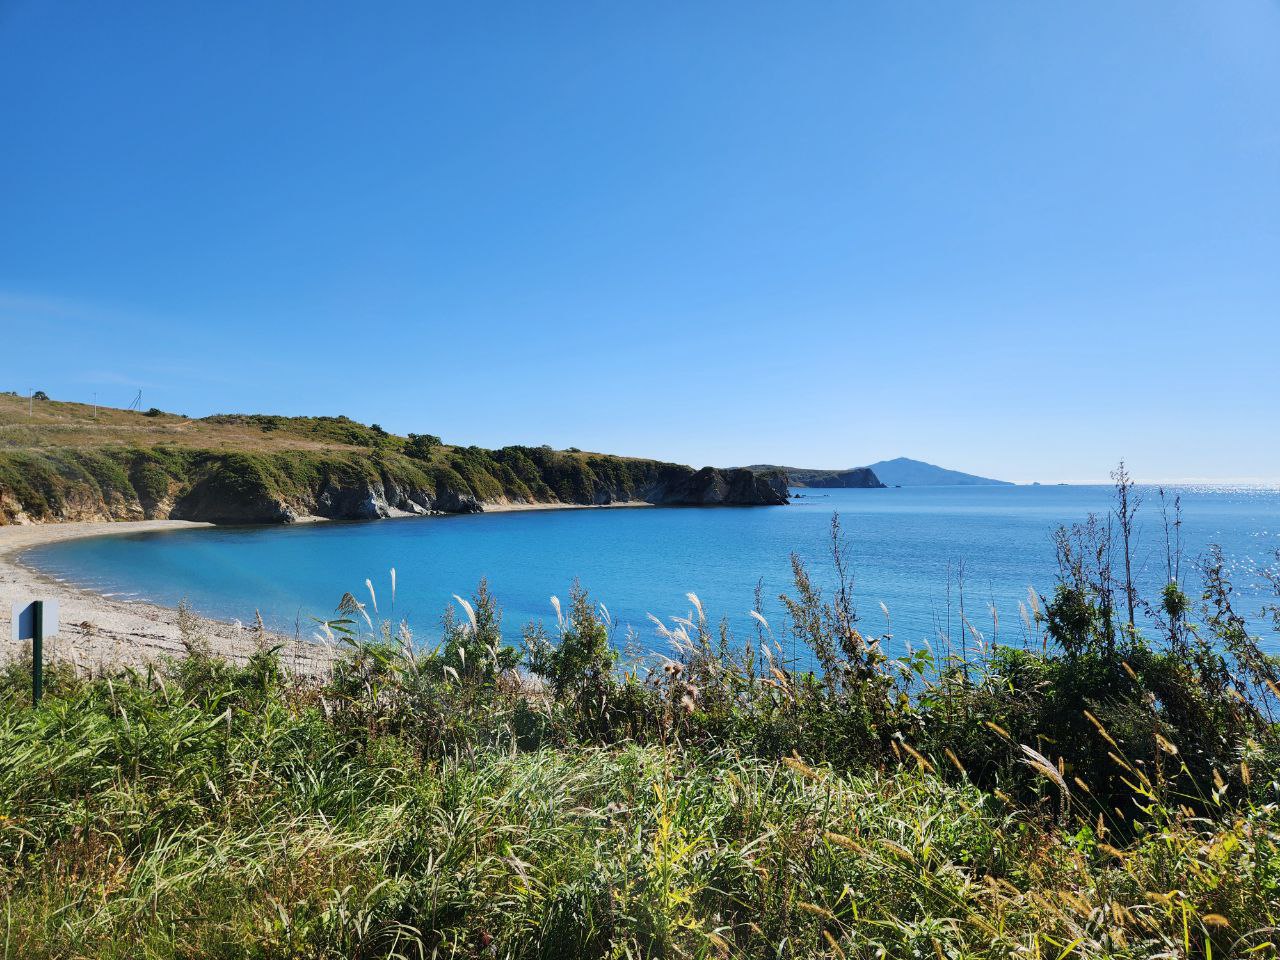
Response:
[0, 393, 787, 524]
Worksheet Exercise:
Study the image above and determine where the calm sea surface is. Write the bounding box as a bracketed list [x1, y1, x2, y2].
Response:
[24, 485, 1280, 658]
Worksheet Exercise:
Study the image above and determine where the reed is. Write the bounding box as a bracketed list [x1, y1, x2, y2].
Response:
[2, 473, 1279, 957]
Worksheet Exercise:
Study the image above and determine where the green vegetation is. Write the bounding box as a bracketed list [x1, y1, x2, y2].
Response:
[404, 433, 441, 461]
[2, 476, 1279, 958]
[0, 445, 429, 522]
[201, 412, 402, 449]
[0, 395, 768, 523]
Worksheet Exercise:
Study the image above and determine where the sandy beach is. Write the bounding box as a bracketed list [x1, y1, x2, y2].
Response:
[0, 520, 336, 678]
[0, 502, 652, 679]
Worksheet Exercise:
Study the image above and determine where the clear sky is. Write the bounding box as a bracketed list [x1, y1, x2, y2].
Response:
[2, 2, 1277, 483]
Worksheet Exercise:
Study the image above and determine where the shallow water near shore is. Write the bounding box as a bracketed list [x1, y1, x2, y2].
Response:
[23, 485, 1280, 659]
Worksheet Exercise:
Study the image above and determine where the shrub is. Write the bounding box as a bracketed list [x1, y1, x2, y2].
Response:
[404, 432, 441, 461]
[524, 582, 618, 734]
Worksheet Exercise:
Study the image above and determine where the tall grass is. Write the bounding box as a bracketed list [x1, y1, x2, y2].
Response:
[2, 474, 1279, 957]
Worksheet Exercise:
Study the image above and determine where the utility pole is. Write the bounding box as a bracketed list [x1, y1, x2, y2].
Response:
[93, 391, 98, 420]
[29, 386, 34, 416]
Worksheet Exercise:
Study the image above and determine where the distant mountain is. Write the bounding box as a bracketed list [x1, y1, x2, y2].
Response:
[864, 458, 1012, 486]
[746, 457, 1011, 488]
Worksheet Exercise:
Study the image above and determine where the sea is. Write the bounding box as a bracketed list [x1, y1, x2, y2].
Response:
[22, 484, 1280, 660]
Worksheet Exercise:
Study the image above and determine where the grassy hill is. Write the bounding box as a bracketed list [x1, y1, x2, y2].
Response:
[0, 393, 787, 524]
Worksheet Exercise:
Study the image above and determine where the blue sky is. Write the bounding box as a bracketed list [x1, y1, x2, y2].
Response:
[2, 2, 1277, 483]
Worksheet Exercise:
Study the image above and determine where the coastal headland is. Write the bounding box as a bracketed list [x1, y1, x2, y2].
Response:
[0, 394, 789, 526]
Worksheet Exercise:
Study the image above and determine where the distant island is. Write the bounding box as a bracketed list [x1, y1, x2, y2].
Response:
[748, 457, 1013, 488]
[0, 394, 788, 525]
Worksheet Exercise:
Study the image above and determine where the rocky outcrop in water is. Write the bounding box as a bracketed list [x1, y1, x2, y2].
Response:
[653, 467, 790, 505]
[745, 465, 885, 489]
[796, 467, 884, 489]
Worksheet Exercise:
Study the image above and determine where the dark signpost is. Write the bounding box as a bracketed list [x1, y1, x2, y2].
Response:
[12, 599, 59, 705]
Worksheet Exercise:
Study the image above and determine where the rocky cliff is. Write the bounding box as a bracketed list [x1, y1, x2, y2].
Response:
[656, 466, 790, 505]
[796, 467, 885, 489]
[0, 448, 788, 526]
[0, 399, 789, 525]
[745, 464, 886, 489]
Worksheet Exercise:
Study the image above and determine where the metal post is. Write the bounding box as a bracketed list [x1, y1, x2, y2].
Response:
[32, 600, 43, 706]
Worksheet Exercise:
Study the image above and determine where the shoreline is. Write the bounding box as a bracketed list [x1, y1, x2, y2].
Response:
[0, 500, 653, 677]
[0, 519, 337, 678]
[477, 499, 653, 513]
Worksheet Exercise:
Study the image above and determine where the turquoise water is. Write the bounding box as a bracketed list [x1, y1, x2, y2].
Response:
[24, 485, 1280, 657]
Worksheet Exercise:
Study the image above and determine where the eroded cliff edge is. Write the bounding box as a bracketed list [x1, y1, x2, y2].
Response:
[163, 453, 786, 523]
[1, 447, 788, 525]
[0, 400, 789, 525]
